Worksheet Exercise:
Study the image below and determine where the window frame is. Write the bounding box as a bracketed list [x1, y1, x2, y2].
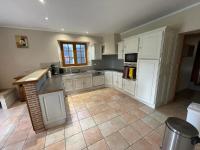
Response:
[59, 41, 88, 67]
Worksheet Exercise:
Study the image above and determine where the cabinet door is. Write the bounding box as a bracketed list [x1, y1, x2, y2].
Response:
[63, 78, 74, 92]
[104, 71, 113, 86]
[93, 76, 105, 86]
[113, 72, 118, 87]
[124, 36, 139, 53]
[89, 44, 102, 60]
[118, 42, 124, 59]
[117, 73, 123, 89]
[74, 78, 83, 90]
[39, 91, 66, 126]
[123, 79, 135, 95]
[139, 31, 163, 59]
[83, 77, 92, 88]
[135, 59, 159, 105]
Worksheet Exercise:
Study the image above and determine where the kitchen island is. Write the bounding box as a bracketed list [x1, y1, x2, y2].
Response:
[14, 69, 67, 133]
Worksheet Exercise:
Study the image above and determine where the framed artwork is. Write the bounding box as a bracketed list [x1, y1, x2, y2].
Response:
[15, 35, 29, 48]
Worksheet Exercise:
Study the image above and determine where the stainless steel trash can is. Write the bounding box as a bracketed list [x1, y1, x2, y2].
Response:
[162, 117, 200, 150]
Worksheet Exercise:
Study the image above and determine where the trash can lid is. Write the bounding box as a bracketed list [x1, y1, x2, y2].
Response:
[166, 117, 199, 138]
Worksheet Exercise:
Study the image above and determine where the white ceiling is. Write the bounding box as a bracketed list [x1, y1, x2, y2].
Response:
[0, 0, 200, 35]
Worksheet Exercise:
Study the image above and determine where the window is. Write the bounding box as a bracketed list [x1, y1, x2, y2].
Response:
[59, 41, 87, 66]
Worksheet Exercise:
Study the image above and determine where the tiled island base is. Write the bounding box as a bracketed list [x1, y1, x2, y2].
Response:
[0, 88, 200, 150]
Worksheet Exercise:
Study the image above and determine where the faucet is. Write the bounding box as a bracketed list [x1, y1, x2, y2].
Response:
[69, 68, 72, 73]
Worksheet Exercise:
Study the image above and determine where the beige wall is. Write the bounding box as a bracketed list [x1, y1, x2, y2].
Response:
[0, 28, 102, 89]
[121, 3, 200, 38]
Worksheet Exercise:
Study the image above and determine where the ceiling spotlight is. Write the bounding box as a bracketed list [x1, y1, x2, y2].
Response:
[39, 0, 45, 4]
[44, 17, 48, 21]
[61, 28, 65, 31]
[86, 31, 89, 34]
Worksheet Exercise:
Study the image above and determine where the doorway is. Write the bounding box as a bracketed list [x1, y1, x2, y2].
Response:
[175, 33, 200, 102]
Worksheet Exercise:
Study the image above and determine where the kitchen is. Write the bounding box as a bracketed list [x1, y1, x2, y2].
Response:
[1, 0, 200, 150]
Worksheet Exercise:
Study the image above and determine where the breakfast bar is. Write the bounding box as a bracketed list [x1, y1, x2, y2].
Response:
[14, 69, 66, 133]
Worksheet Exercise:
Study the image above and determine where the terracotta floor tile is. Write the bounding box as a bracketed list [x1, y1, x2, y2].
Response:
[105, 132, 129, 150]
[83, 127, 103, 146]
[98, 121, 116, 137]
[150, 111, 168, 123]
[131, 120, 153, 136]
[77, 110, 91, 120]
[93, 110, 118, 124]
[45, 129, 64, 147]
[2, 141, 25, 150]
[45, 140, 65, 150]
[142, 116, 162, 129]
[65, 132, 86, 150]
[88, 139, 109, 150]
[65, 122, 81, 138]
[130, 109, 147, 119]
[119, 126, 142, 145]
[80, 117, 96, 131]
[23, 131, 46, 150]
[144, 131, 162, 149]
[5, 129, 29, 146]
[139, 105, 154, 114]
[120, 112, 138, 124]
[131, 139, 155, 150]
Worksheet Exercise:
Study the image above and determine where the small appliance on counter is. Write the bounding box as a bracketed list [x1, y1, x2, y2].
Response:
[50, 64, 59, 75]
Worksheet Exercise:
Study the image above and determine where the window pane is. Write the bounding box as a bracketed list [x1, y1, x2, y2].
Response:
[65, 57, 69, 64]
[76, 44, 81, 51]
[69, 58, 74, 64]
[68, 44, 73, 51]
[69, 51, 73, 57]
[81, 45, 85, 50]
[81, 51, 85, 57]
[63, 44, 69, 51]
[81, 58, 86, 63]
[77, 51, 81, 57]
[64, 50, 69, 56]
[77, 57, 81, 64]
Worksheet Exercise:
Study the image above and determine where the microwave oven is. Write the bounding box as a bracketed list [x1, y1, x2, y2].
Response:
[125, 53, 138, 63]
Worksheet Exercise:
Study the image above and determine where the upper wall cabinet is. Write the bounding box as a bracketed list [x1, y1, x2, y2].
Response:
[102, 34, 119, 55]
[139, 30, 163, 59]
[88, 43, 102, 60]
[118, 41, 124, 59]
[124, 36, 139, 54]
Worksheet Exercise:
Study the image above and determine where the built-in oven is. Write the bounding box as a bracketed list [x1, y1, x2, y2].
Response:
[125, 53, 138, 63]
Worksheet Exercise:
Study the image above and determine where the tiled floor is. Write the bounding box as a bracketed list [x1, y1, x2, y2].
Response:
[0, 88, 200, 150]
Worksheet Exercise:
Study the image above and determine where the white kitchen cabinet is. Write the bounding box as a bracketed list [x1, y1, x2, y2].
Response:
[112, 72, 123, 89]
[102, 34, 119, 55]
[83, 77, 92, 88]
[104, 71, 113, 86]
[123, 79, 136, 95]
[117, 73, 123, 89]
[124, 36, 139, 54]
[139, 30, 163, 59]
[89, 43, 102, 60]
[93, 75, 105, 86]
[118, 41, 124, 59]
[63, 78, 74, 92]
[39, 91, 66, 128]
[135, 59, 159, 105]
[74, 78, 83, 90]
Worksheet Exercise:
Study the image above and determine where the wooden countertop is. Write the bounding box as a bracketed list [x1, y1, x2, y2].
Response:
[14, 69, 48, 85]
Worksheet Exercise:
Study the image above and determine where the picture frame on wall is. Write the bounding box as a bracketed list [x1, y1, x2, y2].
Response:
[15, 35, 29, 48]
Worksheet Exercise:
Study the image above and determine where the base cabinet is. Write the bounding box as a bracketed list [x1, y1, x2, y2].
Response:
[123, 79, 136, 95]
[104, 71, 113, 86]
[39, 91, 66, 128]
[93, 75, 105, 86]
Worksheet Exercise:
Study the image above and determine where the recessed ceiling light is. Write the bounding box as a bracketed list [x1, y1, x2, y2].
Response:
[39, 0, 45, 4]
[44, 17, 48, 21]
[86, 31, 89, 34]
[61, 28, 65, 31]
